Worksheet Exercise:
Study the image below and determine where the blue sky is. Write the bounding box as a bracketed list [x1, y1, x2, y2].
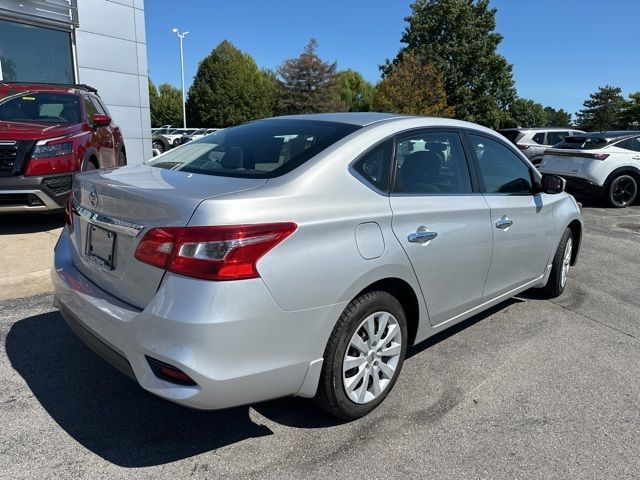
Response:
[145, 0, 639, 116]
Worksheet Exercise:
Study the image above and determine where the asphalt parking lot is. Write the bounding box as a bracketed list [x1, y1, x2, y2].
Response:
[1, 204, 639, 480]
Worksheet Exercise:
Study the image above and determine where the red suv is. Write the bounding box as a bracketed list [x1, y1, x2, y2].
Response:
[0, 82, 126, 213]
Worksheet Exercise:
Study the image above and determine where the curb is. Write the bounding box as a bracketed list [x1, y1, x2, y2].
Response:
[0, 269, 53, 301]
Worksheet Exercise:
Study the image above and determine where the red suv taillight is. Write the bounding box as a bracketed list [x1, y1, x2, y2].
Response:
[134, 223, 297, 281]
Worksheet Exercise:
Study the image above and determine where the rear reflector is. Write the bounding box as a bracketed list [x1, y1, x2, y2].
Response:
[146, 356, 197, 386]
[516, 144, 531, 150]
[134, 223, 297, 281]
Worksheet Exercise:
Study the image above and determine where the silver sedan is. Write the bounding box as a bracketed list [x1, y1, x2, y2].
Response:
[53, 113, 583, 419]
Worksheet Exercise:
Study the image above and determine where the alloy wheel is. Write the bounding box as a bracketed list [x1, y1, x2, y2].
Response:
[342, 311, 402, 404]
[560, 238, 572, 288]
[611, 177, 637, 207]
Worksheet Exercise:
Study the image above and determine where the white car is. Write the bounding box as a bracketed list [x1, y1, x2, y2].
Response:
[540, 131, 640, 207]
[164, 129, 198, 147]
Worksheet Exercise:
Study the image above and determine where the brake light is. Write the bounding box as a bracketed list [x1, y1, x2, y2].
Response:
[517, 144, 531, 150]
[65, 195, 74, 230]
[134, 223, 297, 280]
[590, 153, 609, 160]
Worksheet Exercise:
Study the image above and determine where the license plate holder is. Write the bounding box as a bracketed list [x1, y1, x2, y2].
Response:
[87, 224, 116, 270]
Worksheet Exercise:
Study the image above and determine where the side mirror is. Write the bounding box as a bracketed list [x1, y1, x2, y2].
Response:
[92, 114, 112, 127]
[541, 174, 565, 194]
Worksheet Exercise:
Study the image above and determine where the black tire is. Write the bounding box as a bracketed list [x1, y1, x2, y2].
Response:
[82, 158, 98, 171]
[152, 141, 165, 153]
[314, 291, 408, 420]
[606, 174, 637, 208]
[539, 228, 573, 299]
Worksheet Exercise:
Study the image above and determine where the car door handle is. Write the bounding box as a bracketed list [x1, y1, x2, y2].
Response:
[495, 216, 514, 229]
[631, 155, 640, 160]
[408, 226, 438, 244]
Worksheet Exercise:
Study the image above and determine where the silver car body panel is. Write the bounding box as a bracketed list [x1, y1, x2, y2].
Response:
[53, 113, 583, 408]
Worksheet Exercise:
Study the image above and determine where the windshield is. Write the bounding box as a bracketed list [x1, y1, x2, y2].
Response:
[0, 91, 81, 123]
[146, 119, 360, 178]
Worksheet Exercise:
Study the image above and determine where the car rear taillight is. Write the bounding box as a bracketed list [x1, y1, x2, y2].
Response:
[65, 195, 74, 230]
[516, 144, 531, 150]
[134, 223, 297, 281]
[590, 153, 609, 160]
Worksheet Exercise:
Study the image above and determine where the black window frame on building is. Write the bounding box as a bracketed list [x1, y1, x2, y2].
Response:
[0, 16, 76, 85]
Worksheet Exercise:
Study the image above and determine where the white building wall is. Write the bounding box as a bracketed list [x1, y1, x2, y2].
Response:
[75, 0, 151, 164]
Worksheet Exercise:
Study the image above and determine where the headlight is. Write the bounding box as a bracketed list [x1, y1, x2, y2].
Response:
[31, 141, 73, 159]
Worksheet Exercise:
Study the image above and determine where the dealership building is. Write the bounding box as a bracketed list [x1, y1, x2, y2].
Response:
[0, 0, 151, 163]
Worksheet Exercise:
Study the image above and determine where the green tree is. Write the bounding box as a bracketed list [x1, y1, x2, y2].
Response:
[186, 40, 275, 127]
[504, 98, 548, 128]
[621, 92, 640, 129]
[575, 85, 627, 131]
[148, 77, 161, 127]
[386, 0, 516, 128]
[372, 51, 454, 117]
[153, 83, 183, 127]
[277, 39, 342, 114]
[334, 69, 374, 112]
[543, 107, 573, 127]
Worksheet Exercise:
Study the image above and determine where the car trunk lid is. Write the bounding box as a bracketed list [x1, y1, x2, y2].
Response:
[68, 164, 267, 308]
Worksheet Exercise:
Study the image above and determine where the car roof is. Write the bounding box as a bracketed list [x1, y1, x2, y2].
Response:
[499, 127, 580, 132]
[573, 131, 640, 142]
[0, 82, 98, 96]
[270, 112, 410, 126]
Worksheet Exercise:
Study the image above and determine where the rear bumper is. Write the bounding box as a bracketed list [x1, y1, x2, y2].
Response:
[52, 229, 342, 410]
[555, 175, 604, 197]
[0, 174, 72, 212]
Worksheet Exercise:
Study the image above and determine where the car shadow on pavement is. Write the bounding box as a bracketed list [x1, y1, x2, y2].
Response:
[6, 297, 526, 466]
[0, 212, 64, 235]
[5, 310, 274, 468]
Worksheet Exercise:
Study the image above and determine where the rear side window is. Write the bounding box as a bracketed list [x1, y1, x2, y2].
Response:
[546, 131, 569, 146]
[532, 132, 546, 145]
[617, 137, 640, 152]
[469, 134, 533, 195]
[353, 140, 393, 191]
[146, 120, 360, 179]
[554, 136, 608, 150]
[498, 130, 523, 144]
[393, 131, 472, 194]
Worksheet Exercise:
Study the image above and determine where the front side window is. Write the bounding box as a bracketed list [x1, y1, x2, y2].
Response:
[469, 134, 533, 195]
[0, 91, 80, 123]
[393, 131, 472, 194]
[146, 120, 360, 179]
[0, 19, 74, 84]
[84, 97, 97, 123]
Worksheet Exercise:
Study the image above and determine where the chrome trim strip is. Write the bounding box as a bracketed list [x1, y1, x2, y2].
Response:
[0, 140, 17, 146]
[0, 189, 61, 212]
[73, 203, 145, 237]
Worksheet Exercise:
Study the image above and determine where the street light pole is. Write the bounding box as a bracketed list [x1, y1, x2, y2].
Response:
[172, 27, 189, 129]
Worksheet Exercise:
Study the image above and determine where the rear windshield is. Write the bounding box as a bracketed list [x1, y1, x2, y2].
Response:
[147, 119, 361, 178]
[0, 91, 81, 123]
[498, 130, 523, 144]
[553, 136, 608, 150]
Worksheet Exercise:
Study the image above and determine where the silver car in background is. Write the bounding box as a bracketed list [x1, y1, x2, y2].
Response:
[53, 113, 582, 419]
[499, 127, 584, 166]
